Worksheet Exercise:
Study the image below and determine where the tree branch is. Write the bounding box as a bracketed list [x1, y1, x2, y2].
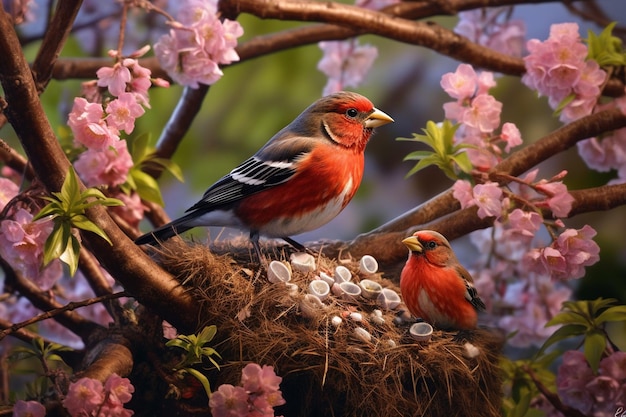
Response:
[0, 7, 200, 333]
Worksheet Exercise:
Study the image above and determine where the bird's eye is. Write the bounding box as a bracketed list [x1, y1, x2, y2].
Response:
[346, 108, 358, 118]
[425, 241, 437, 249]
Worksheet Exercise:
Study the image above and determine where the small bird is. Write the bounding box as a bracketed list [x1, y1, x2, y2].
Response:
[400, 230, 485, 330]
[135, 91, 393, 258]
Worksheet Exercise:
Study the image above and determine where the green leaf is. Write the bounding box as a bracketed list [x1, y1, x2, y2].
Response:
[553, 93, 576, 117]
[185, 367, 212, 397]
[43, 222, 70, 266]
[535, 324, 586, 358]
[197, 325, 217, 344]
[545, 310, 590, 328]
[130, 132, 152, 162]
[72, 215, 113, 245]
[402, 150, 434, 161]
[60, 167, 81, 207]
[584, 330, 607, 373]
[151, 157, 185, 182]
[450, 152, 473, 174]
[130, 169, 164, 205]
[595, 305, 626, 324]
[510, 382, 532, 417]
[60, 234, 81, 276]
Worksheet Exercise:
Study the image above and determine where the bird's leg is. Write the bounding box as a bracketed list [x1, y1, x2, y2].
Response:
[250, 231, 268, 266]
[281, 236, 306, 252]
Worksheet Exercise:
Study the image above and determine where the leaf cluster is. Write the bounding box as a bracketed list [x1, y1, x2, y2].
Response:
[33, 167, 123, 275]
[586, 22, 626, 68]
[166, 325, 222, 398]
[537, 298, 626, 373]
[123, 133, 184, 206]
[397, 120, 473, 180]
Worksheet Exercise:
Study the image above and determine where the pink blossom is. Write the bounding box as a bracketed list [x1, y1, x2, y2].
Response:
[505, 208, 542, 239]
[498, 280, 571, 347]
[452, 179, 473, 208]
[524, 246, 567, 278]
[535, 181, 574, 218]
[0, 209, 62, 290]
[557, 350, 595, 414]
[455, 7, 526, 57]
[68, 98, 119, 150]
[105, 92, 145, 134]
[463, 94, 502, 133]
[577, 129, 626, 175]
[74, 139, 133, 187]
[209, 384, 249, 417]
[97, 62, 132, 97]
[501, 122, 522, 152]
[600, 351, 626, 381]
[471, 182, 503, 218]
[63, 377, 105, 417]
[476, 71, 497, 95]
[153, 1, 243, 88]
[553, 225, 600, 280]
[442, 101, 466, 122]
[241, 363, 282, 394]
[12, 400, 46, 417]
[0, 177, 19, 211]
[440, 64, 477, 100]
[318, 40, 378, 96]
[104, 373, 134, 406]
[110, 191, 144, 229]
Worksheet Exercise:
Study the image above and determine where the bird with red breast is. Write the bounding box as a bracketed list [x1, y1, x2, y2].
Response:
[400, 230, 485, 330]
[135, 91, 393, 259]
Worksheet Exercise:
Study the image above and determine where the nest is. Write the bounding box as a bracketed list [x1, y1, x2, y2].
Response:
[153, 239, 503, 417]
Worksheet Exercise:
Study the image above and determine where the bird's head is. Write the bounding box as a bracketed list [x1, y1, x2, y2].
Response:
[303, 91, 393, 152]
[402, 230, 454, 267]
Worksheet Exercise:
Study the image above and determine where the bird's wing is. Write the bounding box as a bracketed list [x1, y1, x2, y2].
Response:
[186, 137, 312, 213]
[455, 265, 487, 312]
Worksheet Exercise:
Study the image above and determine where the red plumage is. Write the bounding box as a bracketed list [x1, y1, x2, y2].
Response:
[135, 91, 393, 257]
[400, 230, 485, 330]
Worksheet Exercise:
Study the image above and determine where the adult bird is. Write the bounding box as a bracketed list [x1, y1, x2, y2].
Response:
[135, 91, 394, 259]
[400, 230, 486, 330]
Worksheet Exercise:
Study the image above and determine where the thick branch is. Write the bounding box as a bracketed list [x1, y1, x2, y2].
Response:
[0, 8, 199, 333]
[31, 0, 82, 92]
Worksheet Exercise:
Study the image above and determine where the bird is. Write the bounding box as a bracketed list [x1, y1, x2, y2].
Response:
[135, 91, 394, 259]
[400, 230, 485, 330]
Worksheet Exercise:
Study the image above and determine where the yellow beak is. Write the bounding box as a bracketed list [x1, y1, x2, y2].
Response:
[402, 235, 423, 253]
[365, 108, 394, 128]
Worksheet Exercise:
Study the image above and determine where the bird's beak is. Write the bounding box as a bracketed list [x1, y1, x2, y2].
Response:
[365, 108, 394, 128]
[402, 235, 423, 253]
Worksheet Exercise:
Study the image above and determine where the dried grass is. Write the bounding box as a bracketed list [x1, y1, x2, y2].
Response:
[153, 239, 503, 417]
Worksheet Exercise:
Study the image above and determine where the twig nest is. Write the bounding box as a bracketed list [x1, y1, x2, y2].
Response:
[300, 293, 325, 319]
[358, 255, 379, 275]
[339, 281, 362, 302]
[290, 252, 316, 272]
[359, 279, 383, 300]
[267, 260, 292, 283]
[377, 288, 401, 310]
[308, 279, 330, 301]
[409, 322, 434, 342]
[334, 265, 352, 283]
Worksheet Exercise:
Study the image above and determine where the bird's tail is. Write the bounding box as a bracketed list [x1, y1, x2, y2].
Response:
[134, 214, 196, 246]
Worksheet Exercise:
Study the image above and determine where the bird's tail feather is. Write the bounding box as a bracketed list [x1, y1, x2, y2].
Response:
[134, 214, 196, 245]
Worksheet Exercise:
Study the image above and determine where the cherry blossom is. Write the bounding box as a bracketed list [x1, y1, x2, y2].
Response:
[74, 139, 133, 187]
[522, 22, 606, 123]
[11, 400, 46, 417]
[318, 39, 378, 96]
[63, 377, 105, 417]
[0, 208, 62, 290]
[0, 177, 19, 211]
[440, 64, 477, 100]
[209, 384, 249, 417]
[471, 182, 503, 218]
[105, 92, 145, 134]
[97, 62, 132, 97]
[455, 7, 526, 57]
[68, 98, 119, 150]
[154, 0, 243, 87]
[241, 363, 282, 394]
